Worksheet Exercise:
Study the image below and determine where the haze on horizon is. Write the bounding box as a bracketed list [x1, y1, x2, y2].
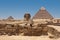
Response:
[0, 0, 60, 19]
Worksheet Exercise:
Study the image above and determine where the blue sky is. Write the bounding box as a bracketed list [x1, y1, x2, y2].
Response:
[0, 0, 60, 19]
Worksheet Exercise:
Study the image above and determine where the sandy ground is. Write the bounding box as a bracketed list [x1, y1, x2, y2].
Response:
[0, 25, 60, 40]
[0, 36, 60, 40]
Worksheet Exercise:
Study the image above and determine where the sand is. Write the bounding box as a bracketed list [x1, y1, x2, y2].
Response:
[0, 36, 60, 40]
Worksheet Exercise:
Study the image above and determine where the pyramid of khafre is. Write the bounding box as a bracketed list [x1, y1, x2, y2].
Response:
[33, 7, 54, 19]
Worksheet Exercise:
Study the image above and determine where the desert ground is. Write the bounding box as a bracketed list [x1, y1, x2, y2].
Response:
[0, 25, 60, 40]
[0, 36, 60, 40]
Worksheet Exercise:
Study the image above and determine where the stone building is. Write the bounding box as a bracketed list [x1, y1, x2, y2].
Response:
[32, 7, 54, 25]
[32, 7, 60, 24]
[33, 7, 53, 19]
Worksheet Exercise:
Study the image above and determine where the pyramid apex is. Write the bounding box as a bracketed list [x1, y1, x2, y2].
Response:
[40, 7, 46, 10]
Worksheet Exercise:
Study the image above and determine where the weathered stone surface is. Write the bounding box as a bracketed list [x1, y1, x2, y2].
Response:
[48, 27, 60, 38]
[33, 7, 53, 19]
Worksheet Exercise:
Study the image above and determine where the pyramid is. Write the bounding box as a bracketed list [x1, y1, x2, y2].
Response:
[33, 7, 53, 19]
[7, 16, 14, 20]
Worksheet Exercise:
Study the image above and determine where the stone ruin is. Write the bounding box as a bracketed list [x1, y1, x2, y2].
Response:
[0, 7, 60, 39]
[0, 13, 60, 39]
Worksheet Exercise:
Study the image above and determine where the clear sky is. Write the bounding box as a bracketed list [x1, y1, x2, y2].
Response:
[0, 0, 60, 19]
